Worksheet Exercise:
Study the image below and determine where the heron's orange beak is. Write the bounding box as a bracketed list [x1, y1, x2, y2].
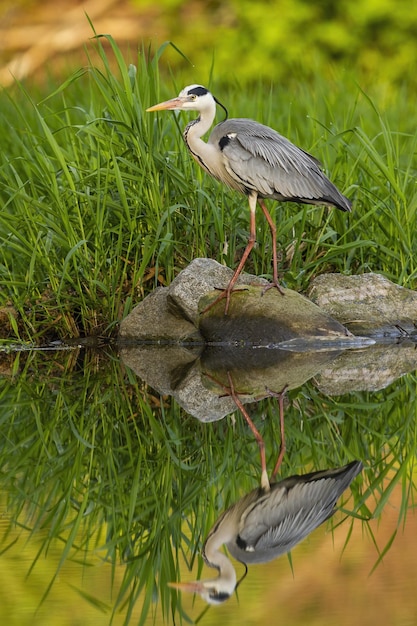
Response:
[168, 580, 205, 594]
[146, 97, 184, 112]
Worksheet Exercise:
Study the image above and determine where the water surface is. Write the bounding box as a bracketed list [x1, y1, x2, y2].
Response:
[0, 345, 416, 625]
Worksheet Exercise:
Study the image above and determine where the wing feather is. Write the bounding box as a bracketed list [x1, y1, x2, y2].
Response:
[238, 478, 342, 553]
[209, 118, 350, 210]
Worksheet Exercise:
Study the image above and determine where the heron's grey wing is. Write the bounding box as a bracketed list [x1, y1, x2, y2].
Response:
[212, 118, 348, 207]
[238, 477, 346, 556]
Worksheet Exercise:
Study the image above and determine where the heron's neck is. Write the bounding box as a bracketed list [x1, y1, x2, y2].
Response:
[183, 101, 219, 175]
[202, 514, 238, 591]
[203, 541, 237, 592]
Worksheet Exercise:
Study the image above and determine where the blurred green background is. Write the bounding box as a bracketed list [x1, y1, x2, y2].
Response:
[1, 0, 417, 96]
[132, 0, 417, 91]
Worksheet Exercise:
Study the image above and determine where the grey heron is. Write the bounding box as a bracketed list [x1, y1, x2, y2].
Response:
[169, 460, 363, 605]
[147, 85, 352, 313]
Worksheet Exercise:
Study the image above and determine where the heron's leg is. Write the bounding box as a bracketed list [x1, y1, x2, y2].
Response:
[200, 194, 257, 315]
[258, 199, 285, 295]
[225, 373, 270, 491]
[265, 385, 288, 480]
[204, 371, 269, 488]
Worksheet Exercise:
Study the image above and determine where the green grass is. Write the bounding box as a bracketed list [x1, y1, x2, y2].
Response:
[1, 35, 417, 343]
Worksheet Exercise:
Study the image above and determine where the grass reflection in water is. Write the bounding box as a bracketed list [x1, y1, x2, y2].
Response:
[0, 346, 416, 624]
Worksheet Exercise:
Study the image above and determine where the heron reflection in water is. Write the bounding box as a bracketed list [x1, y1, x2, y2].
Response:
[205, 372, 288, 491]
[170, 460, 363, 605]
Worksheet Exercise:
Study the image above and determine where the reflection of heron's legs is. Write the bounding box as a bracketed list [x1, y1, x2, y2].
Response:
[258, 199, 285, 296]
[225, 372, 270, 491]
[266, 385, 288, 480]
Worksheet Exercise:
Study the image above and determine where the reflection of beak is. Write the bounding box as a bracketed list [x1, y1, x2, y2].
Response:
[168, 580, 205, 594]
[146, 97, 184, 112]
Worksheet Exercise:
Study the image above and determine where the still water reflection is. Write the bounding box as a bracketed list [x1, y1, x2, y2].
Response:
[0, 344, 416, 625]
[169, 462, 362, 605]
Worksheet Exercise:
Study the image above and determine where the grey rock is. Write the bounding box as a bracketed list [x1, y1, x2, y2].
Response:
[120, 259, 358, 347]
[119, 286, 201, 342]
[119, 265, 417, 419]
[314, 342, 417, 394]
[168, 258, 268, 326]
[199, 284, 352, 346]
[119, 343, 237, 421]
[308, 273, 417, 337]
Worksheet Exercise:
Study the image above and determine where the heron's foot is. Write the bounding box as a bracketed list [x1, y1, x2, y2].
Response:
[264, 384, 289, 399]
[200, 288, 229, 315]
[262, 280, 285, 297]
[203, 371, 251, 399]
[200, 284, 249, 315]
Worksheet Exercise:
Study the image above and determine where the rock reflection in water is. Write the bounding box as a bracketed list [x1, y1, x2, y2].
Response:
[120, 342, 348, 423]
[170, 461, 363, 605]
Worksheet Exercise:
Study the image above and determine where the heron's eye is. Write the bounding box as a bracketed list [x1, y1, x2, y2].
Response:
[189, 94, 197, 101]
[208, 589, 231, 604]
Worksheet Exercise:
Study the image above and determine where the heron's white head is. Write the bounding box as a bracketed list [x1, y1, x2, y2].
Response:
[168, 576, 235, 605]
[146, 85, 214, 113]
